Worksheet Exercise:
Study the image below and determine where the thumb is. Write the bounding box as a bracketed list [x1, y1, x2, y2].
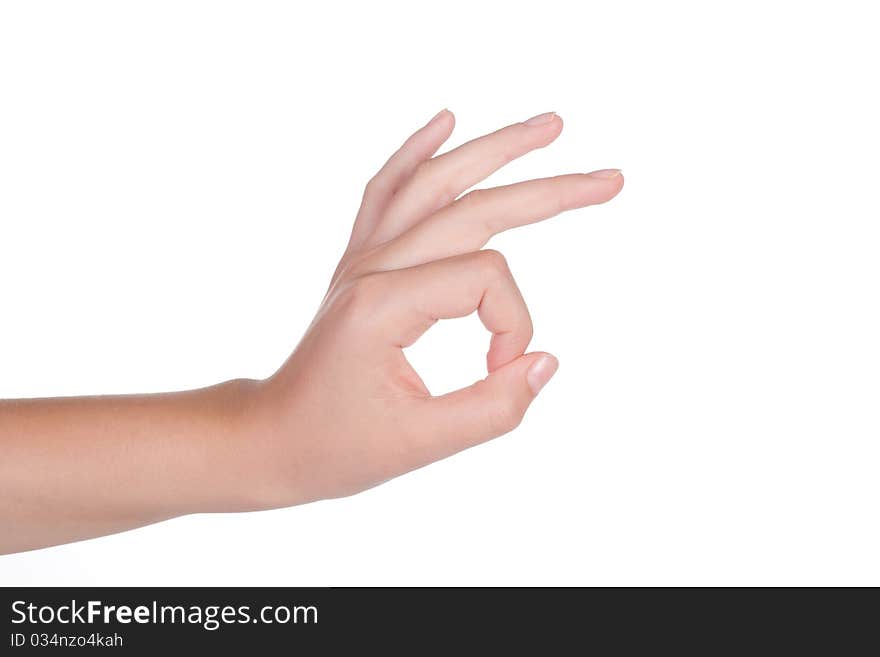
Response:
[420, 352, 559, 459]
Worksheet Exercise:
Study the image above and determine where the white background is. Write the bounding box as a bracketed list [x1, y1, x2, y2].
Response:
[1, 1, 878, 586]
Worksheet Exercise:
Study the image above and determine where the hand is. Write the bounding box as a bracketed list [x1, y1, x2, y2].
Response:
[247, 110, 624, 507]
[0, 110, 622, 553]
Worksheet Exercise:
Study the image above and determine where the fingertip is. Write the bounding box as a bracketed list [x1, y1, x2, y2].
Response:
[541, 113, 564, 147]
[406, 109, 455, 157]
[584, 168, 625, 201]
[520, 112, 563, 145]
[526, 352, 559, 396]
[444, 110, 456, 135]
[550, 113, 564, 139]
[430, 108, 455, 132]
[608, 170, 625, 197]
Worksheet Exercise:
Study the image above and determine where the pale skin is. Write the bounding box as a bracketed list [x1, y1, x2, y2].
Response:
[0, 110, 623, 554]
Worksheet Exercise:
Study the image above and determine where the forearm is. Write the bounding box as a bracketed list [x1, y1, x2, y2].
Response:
[0, 379, 265, 554]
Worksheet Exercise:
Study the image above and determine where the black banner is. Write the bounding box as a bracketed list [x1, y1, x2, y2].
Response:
[1, 587, 874, 652]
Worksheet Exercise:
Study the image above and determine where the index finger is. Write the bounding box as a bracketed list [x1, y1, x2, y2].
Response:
[368, 250, 533, 373]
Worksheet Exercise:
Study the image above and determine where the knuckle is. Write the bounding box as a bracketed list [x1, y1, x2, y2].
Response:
[342, 273, 384, 310]
[331, 256, 360, 286]
[363, 174, 384, 199]
[459, 188, 485, 207]
[487, 394, 525, 435]
[522, 316, 535, 344]
[414, 159, 457, 207]
[478, 249, 510, 276]
[554, 184, 576, 215]
[436, 182, 458, 208]
[413, 158, 436, 179]
[338, 252, 370, 280]
[458, 190, 495, 237]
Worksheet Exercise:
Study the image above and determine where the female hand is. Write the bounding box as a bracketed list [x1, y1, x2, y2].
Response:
[247, 110, 623, 507]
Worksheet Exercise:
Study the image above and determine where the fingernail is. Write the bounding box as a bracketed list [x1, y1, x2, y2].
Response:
[523, 112, 557, 126]
[588, 168, 622, 179]
[527, 354, 559, 395]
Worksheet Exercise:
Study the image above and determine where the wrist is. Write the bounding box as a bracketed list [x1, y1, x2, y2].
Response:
[184, 377, 277, 514]
[207, 377, 306, 513]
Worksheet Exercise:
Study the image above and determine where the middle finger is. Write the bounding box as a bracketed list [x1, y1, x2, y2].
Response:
[359, 170, 624, 273]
